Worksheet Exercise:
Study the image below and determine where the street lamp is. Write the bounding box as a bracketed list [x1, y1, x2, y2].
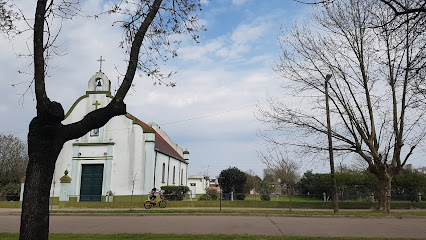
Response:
[217, 177, 224, 211]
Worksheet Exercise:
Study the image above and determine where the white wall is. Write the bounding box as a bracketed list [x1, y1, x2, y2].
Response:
[187, 175, 208, 197]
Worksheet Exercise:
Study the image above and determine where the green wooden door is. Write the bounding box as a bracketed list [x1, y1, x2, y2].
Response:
[80, 164, 104, 202]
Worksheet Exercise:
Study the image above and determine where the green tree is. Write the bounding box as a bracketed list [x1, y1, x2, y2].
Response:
[257, 180, 274, 201]
[335, 170, 377, 200]
[219, 167, 247, 200]
[392, 169, 426, 199]
[244, 171, 261, 194]
[297, 171, 323, 196]
[0, 134, 27, 193]
[298, 169, 379, 200]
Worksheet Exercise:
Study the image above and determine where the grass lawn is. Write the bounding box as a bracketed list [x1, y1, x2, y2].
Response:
[244, 196, 322, 202]
[0, 233, 423, 240]
[50, 209, 426, 217]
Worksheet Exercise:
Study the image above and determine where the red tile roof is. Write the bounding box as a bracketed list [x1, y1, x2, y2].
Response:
[126, 113, 186, 162]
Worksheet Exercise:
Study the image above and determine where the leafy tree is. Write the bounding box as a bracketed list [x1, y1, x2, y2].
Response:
[258, 0, 426, 212]
[335, 170, 377, 200]
[0, 134, 27, 190]
[219, 167, 247, 200]
[244, 171, 261, 194]
[2, 0, 203, 239]
[297, 171, 323, 197]
[392, 169, 426, 199]
[257, 180, 274, 201]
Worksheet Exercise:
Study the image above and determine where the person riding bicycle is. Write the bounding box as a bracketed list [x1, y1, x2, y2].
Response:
[149, 188, 157, 203]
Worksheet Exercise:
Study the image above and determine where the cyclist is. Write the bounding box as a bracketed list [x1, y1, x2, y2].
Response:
[149, 188, 157, 203]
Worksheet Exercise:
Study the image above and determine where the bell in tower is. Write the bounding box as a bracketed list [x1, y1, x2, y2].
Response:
[96, 79, 103, 91]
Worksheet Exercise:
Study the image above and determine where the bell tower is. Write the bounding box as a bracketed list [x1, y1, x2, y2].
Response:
[87, 72, 111, 92]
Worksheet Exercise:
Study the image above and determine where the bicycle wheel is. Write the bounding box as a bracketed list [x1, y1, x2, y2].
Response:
[159, 200, 167, 208]
[144, 201, 152, 209]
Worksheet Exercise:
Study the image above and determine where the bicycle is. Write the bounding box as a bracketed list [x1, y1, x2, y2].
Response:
[144, 191, 167, 209]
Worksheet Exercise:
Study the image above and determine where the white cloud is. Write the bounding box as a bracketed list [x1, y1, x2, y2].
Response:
[232, 0, 249, 6]
[231, 22, 265, 44]
[178, 39, 224, 61]
[178, 11, 276, 63]
[0, 104, 8, 112]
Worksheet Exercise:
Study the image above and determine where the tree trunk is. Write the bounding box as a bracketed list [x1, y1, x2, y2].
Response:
[376, 174, 392, 213]
[20, 117, 64, 240]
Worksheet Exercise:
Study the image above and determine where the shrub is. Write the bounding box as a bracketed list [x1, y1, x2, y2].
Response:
[198, 194, 211, 201]
[257, 180, 274, 201]
[260, 194, 271, 201]
[2, 183, 21, 201]
[161, 185, 190, 201]
[206, 187, 218, 200]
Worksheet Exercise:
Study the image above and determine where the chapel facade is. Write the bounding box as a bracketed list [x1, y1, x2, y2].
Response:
[48, 71, 189, 202]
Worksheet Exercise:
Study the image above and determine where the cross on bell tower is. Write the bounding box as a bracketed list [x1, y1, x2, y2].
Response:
[97, 56, 105, 72]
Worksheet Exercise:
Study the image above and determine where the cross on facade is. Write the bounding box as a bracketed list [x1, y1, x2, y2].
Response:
[93, 100, 101, 110]
[97, 56, 105, 72]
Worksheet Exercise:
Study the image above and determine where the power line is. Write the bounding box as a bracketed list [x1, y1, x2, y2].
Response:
[1, 94, 294, 134]
[159, 95, 290, 126]
[160, 103, 260, 125]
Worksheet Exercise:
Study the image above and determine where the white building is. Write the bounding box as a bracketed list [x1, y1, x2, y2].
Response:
[49, 71, 189, 202]
[187, 175, 209, 198]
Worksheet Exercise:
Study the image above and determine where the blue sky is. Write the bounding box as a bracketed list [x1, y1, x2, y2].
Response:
[0, 0, 356, 178]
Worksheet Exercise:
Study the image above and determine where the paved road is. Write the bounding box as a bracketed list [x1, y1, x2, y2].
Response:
[1, 215, 425, 238]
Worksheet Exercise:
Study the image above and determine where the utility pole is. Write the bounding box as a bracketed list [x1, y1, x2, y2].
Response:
[325, 74, 339, 215]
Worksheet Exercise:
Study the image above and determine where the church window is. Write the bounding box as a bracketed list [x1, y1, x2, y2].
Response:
[161, 163, 165, 183]
[90, 128, 99, 137]
[181, 169, 184, 185]
[172, 166, 176, 184]
[95, 78, 103, 91]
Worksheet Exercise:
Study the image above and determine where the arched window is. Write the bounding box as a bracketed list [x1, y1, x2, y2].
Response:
[173, 166, 176, 184]
[161, 163, 166, 183]
[181, 169, 184, 185]
[95, 78, 103, 91]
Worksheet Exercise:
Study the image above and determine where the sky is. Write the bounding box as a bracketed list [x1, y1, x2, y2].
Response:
[3, 0, 422, 179]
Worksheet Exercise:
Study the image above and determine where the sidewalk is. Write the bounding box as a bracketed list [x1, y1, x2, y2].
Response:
[1, 206, 425, 215]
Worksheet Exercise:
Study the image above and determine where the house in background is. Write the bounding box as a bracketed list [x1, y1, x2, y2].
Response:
[187, 175, 209, 198]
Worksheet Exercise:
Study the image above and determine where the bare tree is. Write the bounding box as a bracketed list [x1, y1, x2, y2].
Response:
[295, 0, 425, 31]
[258, 0, 425, 212]
[1, 0, 203, 239]
[379, 0, 426, 15]
[296, 0, 426, 15]
[0, 0, 20, 35]
[258, 147, 299, 195]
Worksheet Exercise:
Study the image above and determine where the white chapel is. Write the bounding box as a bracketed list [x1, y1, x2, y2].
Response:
[49, 71, 189, 202]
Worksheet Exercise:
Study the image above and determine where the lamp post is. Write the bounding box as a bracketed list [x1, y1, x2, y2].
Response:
[218, 177, 224, 211]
